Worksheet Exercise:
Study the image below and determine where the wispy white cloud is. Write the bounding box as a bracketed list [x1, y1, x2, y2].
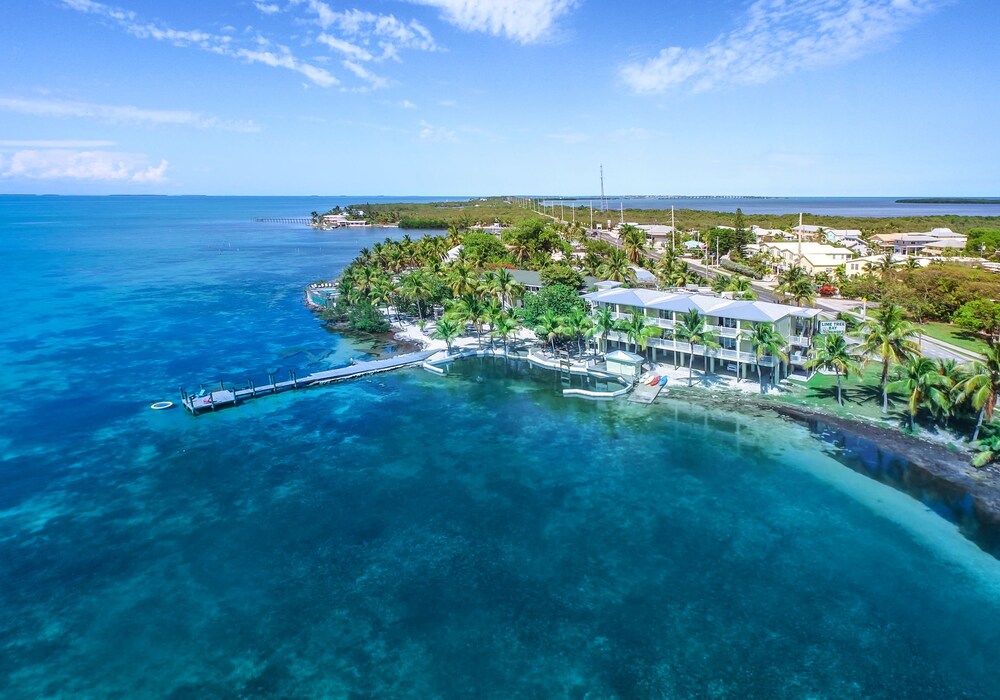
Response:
[0, 96, 260, 132]
[546, 132, 590, 144]
[316, 33, 374, 62]
[235, 47, 339, 87]
[0, 149, 168, 183]
[254, 2, 281, 14]
[611, 127, 653, 141]
[409, 0, 578, 44]
[303, 2, 438, 59]
[341, 60, 389, 90]
[60, 0, 338, 87]
[398, 99, 417, 109]
[621, 0, 944, 93]
[419, 120, 457, 141]
[0, 139, 117, 148]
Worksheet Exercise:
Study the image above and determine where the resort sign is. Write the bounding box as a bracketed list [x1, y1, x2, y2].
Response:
[819, 320, 847, 335]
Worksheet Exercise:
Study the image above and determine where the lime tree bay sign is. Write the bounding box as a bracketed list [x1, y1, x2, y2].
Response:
[819, 320, 846, 335]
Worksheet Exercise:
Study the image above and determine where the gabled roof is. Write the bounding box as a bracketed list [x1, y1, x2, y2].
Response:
[606, 349, 645, 363]
[582, 287, 818, 323]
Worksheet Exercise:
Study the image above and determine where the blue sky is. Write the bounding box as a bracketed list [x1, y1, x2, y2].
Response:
[1, 0, 997, 196]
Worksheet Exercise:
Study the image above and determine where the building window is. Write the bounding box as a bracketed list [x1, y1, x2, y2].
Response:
[719, 317, 738, 328]
[721, 336, 738, 350]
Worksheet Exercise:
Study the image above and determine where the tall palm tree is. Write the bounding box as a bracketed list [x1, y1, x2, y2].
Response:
[674, 310, 720, 387]
[446, 294, 488, 348]
[620, 311, 658, 356]
[535, 310, 566, 355]
[563, 307, 595, 357]
[400, 270, 433, 321]
[490, 267, 524, 308]
[491, 311, 520, 357]
[892, 356, 949, 432]
[433, 318, 460, 354]
[805, 333, 860, 406]
[597, 248, 636, 284]
[592, 306, 617, 353]
[955, 343, 1000, 441]
[931, 358, 966, 428]
[747, 322, 789, 393]
[620, 224, 648, 265]
[445, 262, 480, 298]
[776, 265, 814, 305]
[858, 303, 920, 414]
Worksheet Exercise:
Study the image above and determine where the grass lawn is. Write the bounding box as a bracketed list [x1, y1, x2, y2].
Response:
[919, 322, 989, 355]
[766, 362, 910, 424]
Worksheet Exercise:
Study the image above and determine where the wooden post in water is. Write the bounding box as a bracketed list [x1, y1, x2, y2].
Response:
[268, 372, 276, 393]
[290, 370, 297, 389]
[248, 377, 256, 397]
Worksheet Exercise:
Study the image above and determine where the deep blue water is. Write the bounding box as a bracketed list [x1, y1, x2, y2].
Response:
[3, 196, 1000, 698]
[541, 196, 1000, 217]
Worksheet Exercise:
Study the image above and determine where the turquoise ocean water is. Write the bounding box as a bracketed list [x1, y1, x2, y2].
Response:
[3, 195, 1000, 698]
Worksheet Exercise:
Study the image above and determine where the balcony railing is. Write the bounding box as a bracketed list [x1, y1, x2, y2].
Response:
[609, 332, 777, 366]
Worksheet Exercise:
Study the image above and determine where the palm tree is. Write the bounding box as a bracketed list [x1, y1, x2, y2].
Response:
[955, 343, 1000, 441]
[535, 310, 566, 355]
[620, 224, 648, 265]
[674, 310, 720, 387]
[747, 322, 789, 393]
[446, 294, 488, 348]
[892, 356, 949, 432]
[620, 311, 658, 356]
[445, 262, 479, 297]
[776, 265, 815, 305]
[931, 358, 966, 428]
[592, 306, 617, 353]
[563, 307, 595, 357]
[491, 311, 520, 357]
[489, 267, 524, 308]
[805, 333, 859, 406]
[400, 270, 433, 321]
[597, 248, 636, 284]
[433, 318, 460, 354]
[857, 303, 920, 414]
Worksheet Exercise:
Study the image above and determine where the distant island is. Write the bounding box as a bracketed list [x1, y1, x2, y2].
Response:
[896, 198, 1000, 204]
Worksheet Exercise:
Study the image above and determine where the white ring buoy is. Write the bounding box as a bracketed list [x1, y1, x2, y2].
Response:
[150, 401, 174, 410]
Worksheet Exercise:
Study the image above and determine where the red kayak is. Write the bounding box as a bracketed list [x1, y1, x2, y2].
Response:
[649, 375, 660, 386]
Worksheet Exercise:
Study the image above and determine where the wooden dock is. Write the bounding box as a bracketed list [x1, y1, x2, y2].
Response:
[629, 376, 669, 404]
[179, 349, 437, 415]
[254, 217, 312, 224]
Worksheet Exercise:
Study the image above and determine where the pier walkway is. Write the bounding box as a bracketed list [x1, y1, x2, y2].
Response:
[180, 349, 436, 415]
[628, 376, 668, 404]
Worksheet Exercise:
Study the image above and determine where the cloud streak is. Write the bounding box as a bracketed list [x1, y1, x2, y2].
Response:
[0, 96, 260, 132]
[621, 0, 944, 93]
[60, 0, 339, 87]
[410, 0, 578, 44]
[0, 149, 168, 183]
[0, 139, 117, 148]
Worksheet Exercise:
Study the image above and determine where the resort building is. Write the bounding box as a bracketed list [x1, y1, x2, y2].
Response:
[750, 241, 853, 275]
[870, 228, 967, 256]
[583, 286, 822, 383]
[637, 224, 678, 249]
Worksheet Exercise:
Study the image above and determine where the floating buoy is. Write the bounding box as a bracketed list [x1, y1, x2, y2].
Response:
[150, 401, 174, 410]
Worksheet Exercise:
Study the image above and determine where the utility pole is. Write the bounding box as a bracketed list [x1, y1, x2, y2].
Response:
[590, 200, 594, 229]
[600, 164, 607, 212]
